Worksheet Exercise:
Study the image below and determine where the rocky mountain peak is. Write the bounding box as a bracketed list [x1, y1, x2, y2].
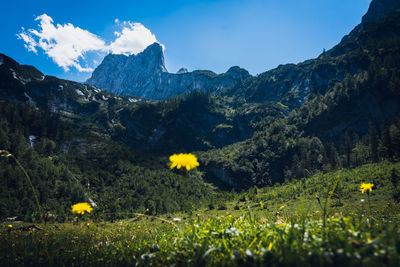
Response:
[86, 43, 251, 99]
[177, 67, 188, 74]
[362, 0, 400, 24]
[136, 42, 167, 73]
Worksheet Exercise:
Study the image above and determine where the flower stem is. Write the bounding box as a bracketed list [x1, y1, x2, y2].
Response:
[0, 150, 43, 223]
[367, 192, 371, 214]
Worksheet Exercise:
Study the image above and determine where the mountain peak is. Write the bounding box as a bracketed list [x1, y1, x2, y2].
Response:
[134, 42, 167, 73]
[143, 42, 163, 52]
[0, 53, 44, 81]
[362, 0, 400, 24]
[226, 66, 250, 79]
[177, 67, 188, 74]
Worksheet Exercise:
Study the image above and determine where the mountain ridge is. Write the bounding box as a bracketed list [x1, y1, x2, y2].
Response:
[86, 0, 400, 110]
[86, 43, 252, 99]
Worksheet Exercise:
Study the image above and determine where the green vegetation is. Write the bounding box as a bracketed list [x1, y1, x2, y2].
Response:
[199, 117, 400, 189]
[0, 102, 215, 221]
[1, 3, 400, 265]
[1, 162, 399, 266]
[1, 94, 400, 221]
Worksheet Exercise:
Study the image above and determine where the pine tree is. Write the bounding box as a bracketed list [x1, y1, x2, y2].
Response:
[345, 132, 352, 167]
[382, 120, 393, 160]
[326, 142, 339, 170]
[369, 121, 379, 162]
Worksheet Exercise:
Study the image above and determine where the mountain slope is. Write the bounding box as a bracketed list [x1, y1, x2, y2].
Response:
[0, 52, 287, 152]
[225, 0, 400, 109]
[86, 43, 252, 99]
[197, 0, 400, 189]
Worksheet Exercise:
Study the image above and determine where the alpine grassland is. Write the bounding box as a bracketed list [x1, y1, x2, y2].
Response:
[1, 160, 399, 266]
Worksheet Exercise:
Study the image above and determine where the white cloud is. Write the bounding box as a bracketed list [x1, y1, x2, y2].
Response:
[17, 14, 163, 72]
[17, 14, 105, 72]
[17, 28, 38, 53]
[109, 21, 163, 55]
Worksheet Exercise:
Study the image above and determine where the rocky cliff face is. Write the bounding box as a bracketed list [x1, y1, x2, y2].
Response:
[222, 0, 400, 109]
[87, 1, 400, 107]
[86, 43, 252, 99]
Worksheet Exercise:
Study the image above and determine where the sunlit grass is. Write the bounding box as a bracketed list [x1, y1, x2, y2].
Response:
[1, 161, 399, 266]
[1, 202, 399, 266]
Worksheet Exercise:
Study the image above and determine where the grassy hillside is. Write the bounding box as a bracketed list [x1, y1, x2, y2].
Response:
[1, 162, 399, 266]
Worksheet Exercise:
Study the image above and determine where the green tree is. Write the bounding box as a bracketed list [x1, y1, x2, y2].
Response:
[369, 122, 379, 162]
[344, 132, 352, 167]
[382, 120, 393, 160]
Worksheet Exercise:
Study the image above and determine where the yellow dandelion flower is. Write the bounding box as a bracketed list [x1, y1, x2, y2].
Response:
[359, 183, 374, 194]
[169, 153, 199, 171]
[71, 202, 93, 215]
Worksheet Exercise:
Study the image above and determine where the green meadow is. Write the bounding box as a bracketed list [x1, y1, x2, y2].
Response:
[2, 161, 400, 266]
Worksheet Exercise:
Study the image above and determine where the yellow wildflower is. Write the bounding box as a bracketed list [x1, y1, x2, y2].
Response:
[8, 225, 12, 229]
[169, 153, 199, 171]
[359, 183, 374, 194]
[268, 242, 273, 251]
[71, 202, 93, 215]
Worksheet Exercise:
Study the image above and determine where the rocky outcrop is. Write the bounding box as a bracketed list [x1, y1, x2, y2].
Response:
[361, 0, 400, 24]
[0, 53, 45, 102]
[86, 43, 252, 99]
[176, 68, 188, 74]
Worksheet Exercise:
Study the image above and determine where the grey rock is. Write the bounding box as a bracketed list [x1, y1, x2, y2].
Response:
[86, 43, 252, 99]
[176, 67, 188, 74]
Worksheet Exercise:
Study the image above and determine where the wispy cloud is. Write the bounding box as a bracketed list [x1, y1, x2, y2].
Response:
[17, 14, 163, 72]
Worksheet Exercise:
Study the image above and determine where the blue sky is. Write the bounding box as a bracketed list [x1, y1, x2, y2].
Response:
[1, 0, 371, 82]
